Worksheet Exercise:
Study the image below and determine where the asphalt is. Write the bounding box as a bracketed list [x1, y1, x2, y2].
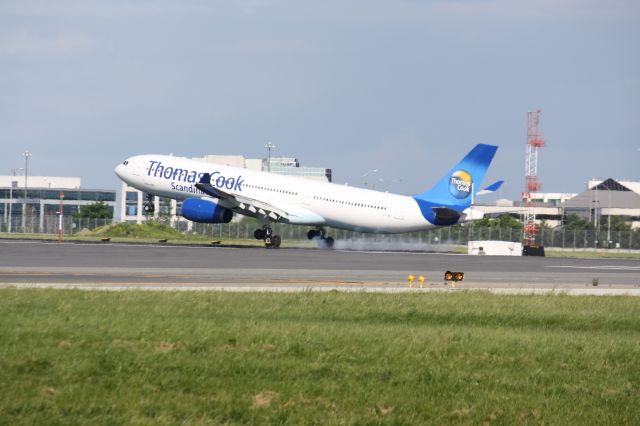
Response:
[0, 240, 639, 293]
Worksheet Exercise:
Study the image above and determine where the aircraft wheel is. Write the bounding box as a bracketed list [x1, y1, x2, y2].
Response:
[143, 194, 154, 213]
[271, 235, 281, 248]
[254, 229, 265, 240]
[325, 237, 334, 249]
[307, 230, 318, 240]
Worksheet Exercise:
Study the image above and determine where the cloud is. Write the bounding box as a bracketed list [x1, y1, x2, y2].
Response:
[0, 31, 94, 55]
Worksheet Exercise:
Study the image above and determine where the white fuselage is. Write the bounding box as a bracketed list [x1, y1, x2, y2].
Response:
[115, 155, 477, 233]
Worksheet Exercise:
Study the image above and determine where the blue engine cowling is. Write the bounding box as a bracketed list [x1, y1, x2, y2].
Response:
[181, 198, 233, 223]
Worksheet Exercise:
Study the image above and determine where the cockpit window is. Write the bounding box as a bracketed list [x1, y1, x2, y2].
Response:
[122, 161, 129, 165]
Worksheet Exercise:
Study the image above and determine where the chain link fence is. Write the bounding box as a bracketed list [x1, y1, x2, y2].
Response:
[1, 215, 639, 250]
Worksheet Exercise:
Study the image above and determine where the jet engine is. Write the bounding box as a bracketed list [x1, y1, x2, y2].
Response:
[181, 198, 233, 223]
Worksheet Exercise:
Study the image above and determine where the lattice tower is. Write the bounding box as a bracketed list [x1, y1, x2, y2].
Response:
[523, 110, 546, 246]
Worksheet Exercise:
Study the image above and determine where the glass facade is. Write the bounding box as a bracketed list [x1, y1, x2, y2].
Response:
[125, 191, 139, 216]
[0, 189, 117, 202]
[0, 203, 22, 215]
[50, 190, 116, 202]
[265, 157, 332, 181]
[158, 197, 172, 216]
[0, 188, 116, 219]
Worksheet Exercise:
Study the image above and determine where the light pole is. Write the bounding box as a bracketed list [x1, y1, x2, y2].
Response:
[58, 192, 64, 242]
[606, 190, 612, 248]
[593, 181, 602, 248]
[22, 150, 32, 232]
[8, 168, 23, 233]
[265, 142, 275, 172]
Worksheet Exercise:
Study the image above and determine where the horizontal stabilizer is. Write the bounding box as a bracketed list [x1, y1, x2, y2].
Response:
[476, 180, 504, 196]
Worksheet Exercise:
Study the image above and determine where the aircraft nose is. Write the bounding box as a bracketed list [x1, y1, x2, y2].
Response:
[114, 162, 126, 179]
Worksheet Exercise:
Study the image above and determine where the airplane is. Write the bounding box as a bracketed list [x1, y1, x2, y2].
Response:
[114, 144, 502, 249]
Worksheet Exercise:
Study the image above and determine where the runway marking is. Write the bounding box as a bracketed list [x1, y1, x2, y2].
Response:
[549, 265, 640, 271]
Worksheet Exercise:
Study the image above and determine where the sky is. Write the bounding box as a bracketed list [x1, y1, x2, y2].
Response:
[1, 0, 639, 199]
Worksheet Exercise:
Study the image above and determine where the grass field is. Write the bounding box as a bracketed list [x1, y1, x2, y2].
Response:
[1, 290, 639, 424]
[543, 250, 640, 260]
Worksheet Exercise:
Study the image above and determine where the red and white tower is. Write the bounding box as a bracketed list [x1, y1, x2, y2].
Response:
[523, 109, 546, 247]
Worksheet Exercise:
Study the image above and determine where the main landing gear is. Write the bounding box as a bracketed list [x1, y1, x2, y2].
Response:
[254, 225, 281, 249]
[307, 228, 334, 249]
[143, 193, 155, 215]
[252, 225, 334, 250]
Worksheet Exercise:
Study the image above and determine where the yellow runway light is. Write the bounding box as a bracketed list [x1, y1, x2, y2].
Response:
[444, 271, 464, 282]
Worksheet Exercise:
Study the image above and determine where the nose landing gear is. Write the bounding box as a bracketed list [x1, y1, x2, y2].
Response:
[143, 193, 155, 214]
[254, 225, 281, 249]
[307, 228, 334, 249]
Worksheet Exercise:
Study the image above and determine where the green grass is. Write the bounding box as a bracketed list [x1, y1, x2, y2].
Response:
[545, 250, 640, 259]
[1, 290, 639, 424]
[95, 222, 185, 239]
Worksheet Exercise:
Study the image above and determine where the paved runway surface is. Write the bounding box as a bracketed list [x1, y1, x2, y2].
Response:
[1, 240, 639, 293]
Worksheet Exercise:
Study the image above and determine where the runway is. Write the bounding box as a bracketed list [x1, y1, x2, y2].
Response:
[1, 240, 639, 294]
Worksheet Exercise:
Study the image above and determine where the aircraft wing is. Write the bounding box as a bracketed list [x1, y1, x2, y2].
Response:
[195, 174, 290, 222]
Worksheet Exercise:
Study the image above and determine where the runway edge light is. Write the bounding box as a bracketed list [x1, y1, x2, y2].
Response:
[444, 271, 464, 282]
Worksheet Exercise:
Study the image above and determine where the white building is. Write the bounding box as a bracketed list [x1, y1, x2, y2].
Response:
[564, 179, 640, 228]
[1, 175, 116, 233]
[476, 179, 640, 229]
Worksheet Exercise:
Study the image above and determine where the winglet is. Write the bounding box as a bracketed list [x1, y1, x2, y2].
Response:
[476, 180, 504, 196]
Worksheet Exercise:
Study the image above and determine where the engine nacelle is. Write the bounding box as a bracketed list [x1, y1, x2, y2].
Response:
[181, 198, 233, 223]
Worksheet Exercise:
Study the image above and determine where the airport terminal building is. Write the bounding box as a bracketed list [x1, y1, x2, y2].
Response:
[0, 175, 116, 233]
[477, 178, 640, 229]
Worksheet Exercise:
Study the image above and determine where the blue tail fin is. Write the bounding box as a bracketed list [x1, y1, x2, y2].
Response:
[414, 144, 498, 211]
